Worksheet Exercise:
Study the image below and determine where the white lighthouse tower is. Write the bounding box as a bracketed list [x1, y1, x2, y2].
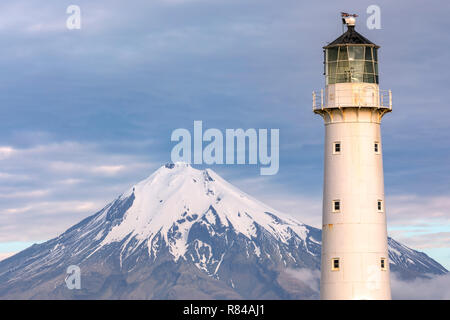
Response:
[313, 14, 392, 300]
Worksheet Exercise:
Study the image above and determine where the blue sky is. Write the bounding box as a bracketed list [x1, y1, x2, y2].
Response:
[0, 0, 449, 268]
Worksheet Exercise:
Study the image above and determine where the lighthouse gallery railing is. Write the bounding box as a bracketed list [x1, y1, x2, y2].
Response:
[312, 88, 392, 111]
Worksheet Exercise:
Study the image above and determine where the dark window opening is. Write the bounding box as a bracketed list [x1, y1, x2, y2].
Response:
[334, 142, 341, 153]
[334, 200, 341, 212]
[378, 200, 383, 211]
[332, 258, 340, 270]
[381, 258, 387, 270]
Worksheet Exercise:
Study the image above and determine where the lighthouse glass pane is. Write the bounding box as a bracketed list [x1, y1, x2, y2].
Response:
[351, 73, 364, 82]
[373, 48, 378, 61]
[355, 46, 364, 59]
[348, 46, 355, 60]
[364, 61, 374, 73]
[336, 74, 347, 83]
[350, 61, 364, 74]
[327, 47, 338, 62]
[365, 47, 373, 60]
[374, 62, 378, 74]
[364, 74, 375, 83]
[327, 62, 337, 76]
[327, 62, 337, 85]
[337, 60, 349, 74]
[348, 46, 364, 60]
[326, 76, 335, 85]
[338, 46, 348, 61]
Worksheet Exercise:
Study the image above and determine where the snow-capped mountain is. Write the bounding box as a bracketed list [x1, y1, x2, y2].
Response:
[0, 163, 446, 299]
[388, 237, 447, 278]
[99, 162, 313, 266]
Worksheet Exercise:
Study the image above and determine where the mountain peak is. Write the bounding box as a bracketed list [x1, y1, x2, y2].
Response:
[101, 163, 307, 261]
[164, 162, 191, 169]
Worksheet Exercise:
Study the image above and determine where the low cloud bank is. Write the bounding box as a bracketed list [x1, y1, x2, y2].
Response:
[0, 252, 15, 262]
[391, 272, 450, 300]
[286, 269, 450, 299]
[285, 268, 321, 293]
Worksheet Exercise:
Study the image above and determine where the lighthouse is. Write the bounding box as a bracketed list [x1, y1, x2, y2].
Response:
[313, 14, 392, 300]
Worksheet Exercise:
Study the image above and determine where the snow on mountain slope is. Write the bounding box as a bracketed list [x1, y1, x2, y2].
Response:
[388, 237, 448, 277]
[98, 162, 308, 261]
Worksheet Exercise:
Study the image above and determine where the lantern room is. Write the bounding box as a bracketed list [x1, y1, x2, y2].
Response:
[323, 18, 380, 85]
[324, 44, 379, 85]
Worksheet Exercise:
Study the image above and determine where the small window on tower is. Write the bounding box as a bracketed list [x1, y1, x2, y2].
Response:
[381, 258, 387, 270]
[332, 258, 340, 271]
[333, 200, 341, 213]
[374, 142, 380, 153]
[377, 200, 383, 212]
[333, 142, 341, 154]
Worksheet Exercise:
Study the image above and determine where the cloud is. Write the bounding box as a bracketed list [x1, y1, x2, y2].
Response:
[285, 268, 320, 293]
[0, 146, 16, 160]
[0, 138, 160, 242]
[0, 140, 156, 180]
[0, 172, 30, 182]
[385, 194, 450, 268]
[280, 270, 450, 300]
[92, 165, 125, 175]
[0, 252, 15, 262]
[391, 273, 450, 300]
[48, 161, 129, 176]
[0, 1, 112, 36]
[2, 200, 100, 215]
[0, 189, 50, 199]
[0, 199, 106, 243]
[55, 178, 84, 186]
[387, 195, 450, 224]
[394, 232, 450, 250]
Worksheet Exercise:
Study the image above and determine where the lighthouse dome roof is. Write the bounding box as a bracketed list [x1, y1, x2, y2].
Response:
[324, 25, 379, 49]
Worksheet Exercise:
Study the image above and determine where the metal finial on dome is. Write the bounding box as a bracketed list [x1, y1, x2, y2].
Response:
[341, 12, 358, 27]
[324, 13, 378, 48]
